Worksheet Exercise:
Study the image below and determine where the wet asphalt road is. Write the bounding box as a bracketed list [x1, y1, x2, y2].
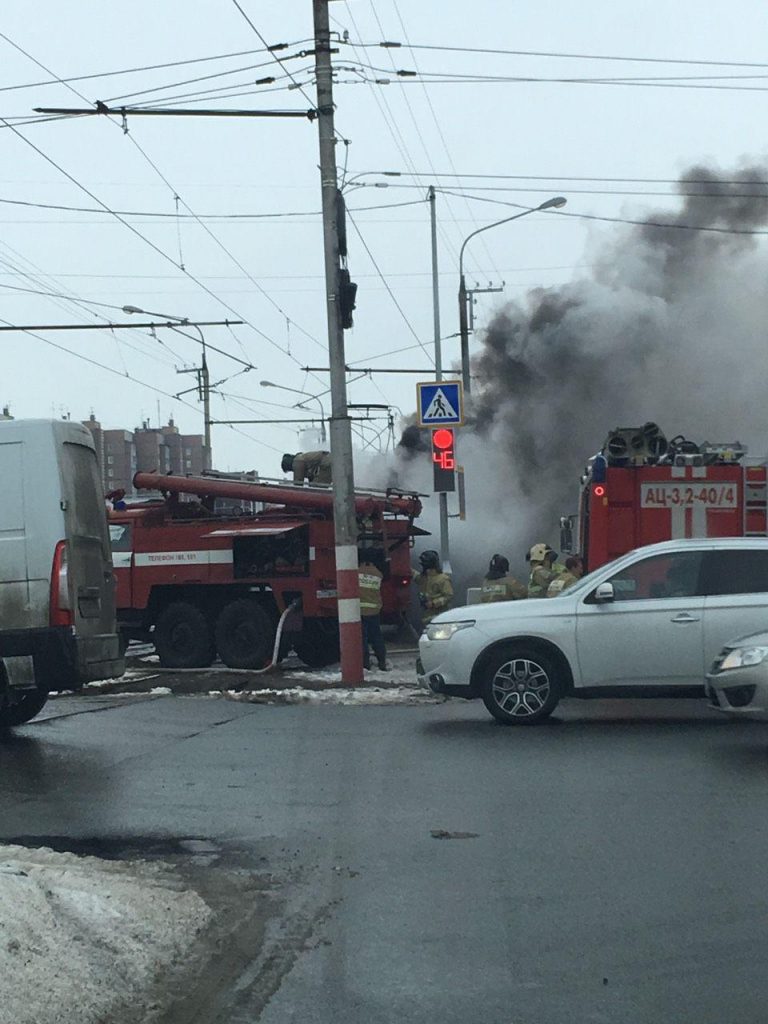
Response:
[3, 692, 768, 1023]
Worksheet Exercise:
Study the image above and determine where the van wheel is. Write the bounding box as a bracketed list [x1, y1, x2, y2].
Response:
[154, 602, 215, 668]
[215, 600, 274, 669]
[0, 686, 48, 728]
[479, 646, 561, 725]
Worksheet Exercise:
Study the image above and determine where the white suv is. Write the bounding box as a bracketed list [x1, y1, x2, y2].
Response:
[417, 538, 768, 725]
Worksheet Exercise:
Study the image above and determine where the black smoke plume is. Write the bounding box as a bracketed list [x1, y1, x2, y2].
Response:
[378, 162, 768, 587]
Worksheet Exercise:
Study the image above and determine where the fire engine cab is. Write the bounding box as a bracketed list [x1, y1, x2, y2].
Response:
[108, 471, 426, 670]
[561, 423, 767, 572]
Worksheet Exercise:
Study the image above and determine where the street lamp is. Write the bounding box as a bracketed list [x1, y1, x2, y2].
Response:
[458, 196, 567, 393]
[260, 380, 327, 443]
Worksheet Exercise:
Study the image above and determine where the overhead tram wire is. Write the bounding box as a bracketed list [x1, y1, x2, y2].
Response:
[0, 32, 325, 374]
[339, 63, 768, 93]
[0, 316, 210, 412]
[0, 239, 188, 373]
[350, 171, 768, 186]
[345, 208, 434, 366]
[229, 0, 319, 112]
[121, 76, 310, 111]
[343, 38, 768, 70]
[435, 187, 768, 236]
[366, 1, 478, 273]
[0, 35, 314, 95]
[101, 51, 308, 105]
[390, 0, 499, 279]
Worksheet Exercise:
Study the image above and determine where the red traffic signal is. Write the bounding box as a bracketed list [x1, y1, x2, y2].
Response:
[432, 427, 456, 492]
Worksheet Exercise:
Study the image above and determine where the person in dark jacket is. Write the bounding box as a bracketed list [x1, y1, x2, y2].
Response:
[481, 554, 527, 602]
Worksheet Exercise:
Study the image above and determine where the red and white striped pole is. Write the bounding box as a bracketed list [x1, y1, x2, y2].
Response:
[313, 0, 364, 684]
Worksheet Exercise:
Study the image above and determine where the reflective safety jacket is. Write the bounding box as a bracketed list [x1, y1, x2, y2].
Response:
[480, 575, 527, 603]
[358, 562, 383, 617]
[293, 450, 332, 484]
[415, 568, 453, 623]
[528, 565, 557, 599]
[547, 571, 579, 597]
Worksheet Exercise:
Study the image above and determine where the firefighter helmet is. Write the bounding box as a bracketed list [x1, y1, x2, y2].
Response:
[528, 543, 556, 564]
[281, 453, 296, 473]
[488, 554, 509, 575]
[419, 549, 440, 571]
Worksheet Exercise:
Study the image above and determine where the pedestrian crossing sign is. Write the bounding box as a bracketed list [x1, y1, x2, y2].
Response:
[417, 380, 464, 427]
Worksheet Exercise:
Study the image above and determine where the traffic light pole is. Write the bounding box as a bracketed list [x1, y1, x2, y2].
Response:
[313, 0, 364, 685]
[429, 186, 451, 574]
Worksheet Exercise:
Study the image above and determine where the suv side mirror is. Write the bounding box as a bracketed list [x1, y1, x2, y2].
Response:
[594, 582, 615, 604]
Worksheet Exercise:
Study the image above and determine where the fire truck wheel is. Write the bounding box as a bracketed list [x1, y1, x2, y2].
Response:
[293, 622, 341, 668]
[479, 646, 561, 726]
[154, 602, 216, 668]
[215, 600, 274, 669]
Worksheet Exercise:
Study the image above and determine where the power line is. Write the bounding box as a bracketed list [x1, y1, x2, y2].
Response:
[0, 34, 311, 94]
[367, 1, 478, 274]
[229, 0, 318, 111]
[346, 208, 434, 365]
[0, 194, 425, 219]
[102, 53, 306, 104]
[339, 60, 768, 92]
[0, 31, 327, 376]
[390, 0, 499, 280]
[350, 171, 768, 185]
[344, 39, 768, 70]
[436, 187, 768, 236]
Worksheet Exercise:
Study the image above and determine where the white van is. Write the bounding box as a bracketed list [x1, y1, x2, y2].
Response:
[0, 420, 124, 726]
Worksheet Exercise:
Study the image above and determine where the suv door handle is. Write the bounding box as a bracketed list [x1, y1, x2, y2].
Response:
[671, 613, 700, 623]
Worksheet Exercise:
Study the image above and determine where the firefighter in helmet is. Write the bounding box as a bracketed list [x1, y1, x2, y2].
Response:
[281, 450, 332, 485]
[526, 543, 559, 599]
[547, 555, 584, 597]
[358, 548, 388, 671]
[413, 549, 453, 624]
[481, 554, 527, 603]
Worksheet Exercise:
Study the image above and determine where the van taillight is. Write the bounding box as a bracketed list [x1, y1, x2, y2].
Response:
[50, 540, 73, 627]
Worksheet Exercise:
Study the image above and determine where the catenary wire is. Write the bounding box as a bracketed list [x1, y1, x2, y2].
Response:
[346, 209, 434, 364]
[342, 39, 768, 70]
[435, 187, 768, 236]
[0, 34, 312, 94]
[0, 32, 324, 374]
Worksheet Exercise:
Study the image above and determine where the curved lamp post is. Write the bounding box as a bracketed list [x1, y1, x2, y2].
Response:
[458, 196, 567, 393]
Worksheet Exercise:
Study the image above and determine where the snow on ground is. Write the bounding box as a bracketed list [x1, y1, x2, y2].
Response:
[0, 845, 211, 1024]
[214, 660, 442, 705]
[222, 687, 439, 705]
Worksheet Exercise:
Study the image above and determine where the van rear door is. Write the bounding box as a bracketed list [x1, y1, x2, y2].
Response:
[59, 439, 116, 637]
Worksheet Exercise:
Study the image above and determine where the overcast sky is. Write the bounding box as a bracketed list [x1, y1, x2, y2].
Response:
[1, 1, 766, 472]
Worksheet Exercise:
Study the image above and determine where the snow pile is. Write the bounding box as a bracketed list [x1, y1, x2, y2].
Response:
[223, 685, 441, 706]
[0, 845, 211, 1024]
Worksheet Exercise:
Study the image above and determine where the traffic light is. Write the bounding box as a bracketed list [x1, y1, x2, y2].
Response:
[338, 268, 357, 330]
[432, 427, 456, 492]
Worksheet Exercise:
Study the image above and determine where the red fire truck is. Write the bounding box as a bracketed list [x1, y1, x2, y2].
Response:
[108, 471, 425, 669]
[561, 424, 767, 572]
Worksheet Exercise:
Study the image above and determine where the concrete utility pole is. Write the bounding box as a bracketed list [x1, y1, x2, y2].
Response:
[312, 0, 364, 684]
[428, 186, 451, 573]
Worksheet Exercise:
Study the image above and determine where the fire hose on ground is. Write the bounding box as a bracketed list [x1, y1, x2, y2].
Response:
[231, 598, 302, 689]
